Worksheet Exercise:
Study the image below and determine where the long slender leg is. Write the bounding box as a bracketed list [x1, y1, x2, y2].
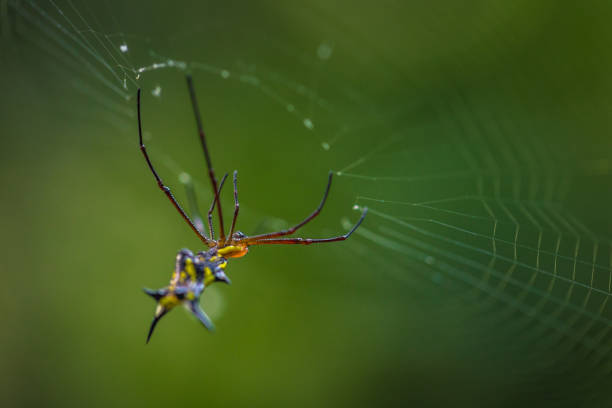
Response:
[186, 75, 226, 243]
[180, 173, 205, 235]
[228, 170, 240, 240]
[241, 172, 333, 245]
[246, 207, 367, 246]
[208, 173, 228, 241]
[137, 89, 211, 246]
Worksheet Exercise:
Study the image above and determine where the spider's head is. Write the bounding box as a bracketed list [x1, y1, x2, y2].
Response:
[143, 249, 231, 343]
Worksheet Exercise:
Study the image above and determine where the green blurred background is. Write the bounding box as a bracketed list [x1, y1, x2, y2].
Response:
[1, 1, 611, 407]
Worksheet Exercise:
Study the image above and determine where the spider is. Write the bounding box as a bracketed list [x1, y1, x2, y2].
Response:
[137, 75, 367, 343]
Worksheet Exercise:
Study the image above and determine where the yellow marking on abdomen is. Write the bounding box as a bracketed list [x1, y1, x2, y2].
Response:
[185, 258, 197, 280]
[204, 267, 214, 285]
[160, 295, 179, 308]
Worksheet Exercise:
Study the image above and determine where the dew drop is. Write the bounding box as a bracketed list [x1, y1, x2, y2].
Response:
[303, 118, 314, 130]
[119, 43, 128, 53]
[220, 69, 230, 79]
[317, 42, 333, 60]
[179, 172, 191, 184]
[321, 142, 330, 151]
[152, 85, 162, 97]
[352, 204, 360, 211]
[202, 285, 226, 319]
[340, 217, 352, 230]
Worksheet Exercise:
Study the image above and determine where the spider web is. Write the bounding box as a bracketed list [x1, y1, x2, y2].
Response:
[3, 0, 612, 405]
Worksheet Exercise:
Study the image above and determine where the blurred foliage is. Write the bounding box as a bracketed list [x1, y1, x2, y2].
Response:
[1, 1, 611, 407]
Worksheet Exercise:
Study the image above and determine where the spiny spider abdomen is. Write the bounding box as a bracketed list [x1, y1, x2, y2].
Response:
[144, 248, 230, 343]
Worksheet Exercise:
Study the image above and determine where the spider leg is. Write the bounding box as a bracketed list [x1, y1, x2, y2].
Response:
[227, 170, 240, 241]
[186, 75, 226, 243]
[180, 174, 205, 235]
[247, 207, 367, 246]
[241, 171, 333, 245]
[208, 173, 228, 241]
[137, 89, 212, 246]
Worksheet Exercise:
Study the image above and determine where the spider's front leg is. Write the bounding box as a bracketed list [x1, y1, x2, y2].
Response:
[136, 88, 212, 247]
